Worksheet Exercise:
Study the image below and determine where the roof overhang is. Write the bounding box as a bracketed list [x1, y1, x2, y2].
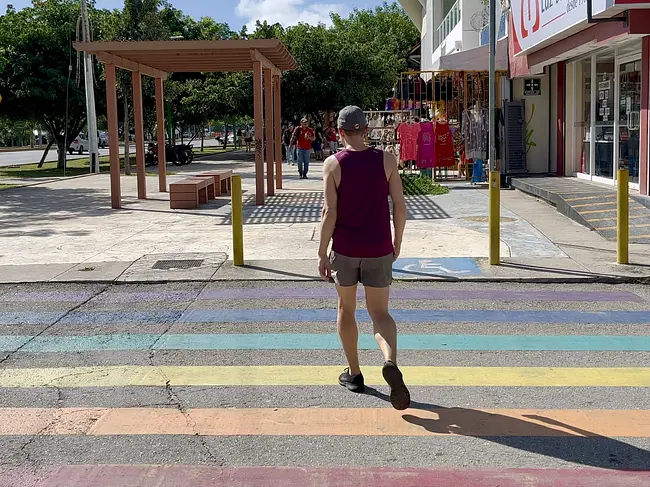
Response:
[74, 39, 296, 76]
[397, 0, 423, 32]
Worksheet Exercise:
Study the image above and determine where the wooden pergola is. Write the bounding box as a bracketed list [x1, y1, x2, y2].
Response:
[74, 39, 296, 208]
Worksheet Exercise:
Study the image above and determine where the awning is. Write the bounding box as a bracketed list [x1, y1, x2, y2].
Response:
[432, 39, 508, 71]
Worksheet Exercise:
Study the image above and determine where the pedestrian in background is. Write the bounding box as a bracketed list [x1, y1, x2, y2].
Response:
[313, 124, 325, 161]
[325, 122, 338, 155]
[291, 118, 315, 179]
[284, 124, 295, 165]
[244, 126, 252, 152]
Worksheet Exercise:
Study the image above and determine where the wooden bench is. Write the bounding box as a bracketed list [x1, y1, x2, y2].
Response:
[195, 170, 233, 196]
[169, 177, 214, 209]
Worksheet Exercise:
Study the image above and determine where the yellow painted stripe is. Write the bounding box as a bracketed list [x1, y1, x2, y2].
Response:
[565, 195, 615, 202]
[578, 206, 644, 215]
[632, 234, 650, 239]
[572, 201, 617, 208]
[595, 223, 650, 231]
[1, 366, 649, 387]
[0, 407, 649, 437]
[586, 214, 646, 222]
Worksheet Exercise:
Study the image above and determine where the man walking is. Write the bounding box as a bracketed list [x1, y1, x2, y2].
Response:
[291, 118, 315, 179]
[317, 106, 409, 410]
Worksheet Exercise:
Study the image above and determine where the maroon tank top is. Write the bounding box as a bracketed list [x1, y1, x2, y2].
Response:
[332, 148, 394, 258]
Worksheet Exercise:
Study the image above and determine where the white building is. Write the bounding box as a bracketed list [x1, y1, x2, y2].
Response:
[399, 0, 508, 72]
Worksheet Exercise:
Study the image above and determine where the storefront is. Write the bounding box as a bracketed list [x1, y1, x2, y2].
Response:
[508, 0, 650, 195]
[568, 40, 642, 188]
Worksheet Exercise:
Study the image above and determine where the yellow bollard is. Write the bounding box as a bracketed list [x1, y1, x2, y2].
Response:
[617, 169, 629, 265]
[231, 174, 244, 266]
[488, 171, 500, 265]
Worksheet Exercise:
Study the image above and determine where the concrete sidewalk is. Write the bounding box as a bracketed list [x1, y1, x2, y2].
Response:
[1, 151, 650, 283]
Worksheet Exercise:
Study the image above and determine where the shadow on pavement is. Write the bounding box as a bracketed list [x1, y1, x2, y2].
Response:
[0, 186, 110, 235]
[365, 387, 650, 470]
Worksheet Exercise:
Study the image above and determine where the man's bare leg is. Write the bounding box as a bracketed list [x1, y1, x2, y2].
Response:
[365, 285, 410, 410]
[336, 284, 361, 375]
[364, 285, 397, 363]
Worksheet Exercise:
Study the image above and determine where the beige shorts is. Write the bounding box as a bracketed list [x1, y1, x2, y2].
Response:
[330, 252, 393, 288]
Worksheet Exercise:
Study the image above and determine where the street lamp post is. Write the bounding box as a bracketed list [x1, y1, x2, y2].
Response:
[79, 0, 99, 173]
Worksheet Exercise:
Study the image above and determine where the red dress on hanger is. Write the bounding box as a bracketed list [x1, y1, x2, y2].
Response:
[416, 122, 435, 169]
[397, 122, 420, 162]
[434, 120, 455, 168]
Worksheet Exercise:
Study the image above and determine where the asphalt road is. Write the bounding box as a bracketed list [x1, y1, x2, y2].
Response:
[1, 280, 650, 487]
[0, 138, 223, 168]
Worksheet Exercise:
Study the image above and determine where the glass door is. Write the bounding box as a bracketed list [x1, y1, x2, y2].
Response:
[617, 59, 641, 186]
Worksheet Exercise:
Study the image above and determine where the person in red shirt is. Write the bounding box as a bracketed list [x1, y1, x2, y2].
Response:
[325, 122, 338, 155]
[290, 117, 315, 179]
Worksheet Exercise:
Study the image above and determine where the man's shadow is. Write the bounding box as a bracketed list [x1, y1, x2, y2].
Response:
[365, 387, 650, 469]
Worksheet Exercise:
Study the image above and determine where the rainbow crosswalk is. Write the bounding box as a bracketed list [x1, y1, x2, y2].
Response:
[1, 281, 650, 486]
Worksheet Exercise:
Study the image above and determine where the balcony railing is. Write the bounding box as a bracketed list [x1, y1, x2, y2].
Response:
[436, 0, 461, 49]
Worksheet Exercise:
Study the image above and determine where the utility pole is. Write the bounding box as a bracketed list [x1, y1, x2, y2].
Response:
[80, 0, 100, 173]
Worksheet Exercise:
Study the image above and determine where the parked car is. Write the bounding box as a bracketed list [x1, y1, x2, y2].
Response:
[68, 133, 88, 154]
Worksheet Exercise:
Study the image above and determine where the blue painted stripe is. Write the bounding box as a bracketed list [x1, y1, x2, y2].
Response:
[0, 312, 66, 325]
[4, 309, 650, 326]
[4, 333, 650, 352]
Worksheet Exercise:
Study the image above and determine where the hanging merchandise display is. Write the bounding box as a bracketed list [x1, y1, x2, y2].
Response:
[397, 120, 421, 163]
[391, 69, 505, 181]
[417, 121, 435, 169]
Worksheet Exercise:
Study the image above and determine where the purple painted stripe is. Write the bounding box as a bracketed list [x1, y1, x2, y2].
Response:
[198, 288, 644, 302]
[3, 289, 643, 303]
[24, 466, 650, 487]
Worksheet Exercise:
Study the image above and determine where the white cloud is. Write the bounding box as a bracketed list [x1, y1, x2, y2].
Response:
[236, 0, 349, 29]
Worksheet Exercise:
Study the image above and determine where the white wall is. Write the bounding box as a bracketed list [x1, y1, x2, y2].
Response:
[513, 72, 551, 174]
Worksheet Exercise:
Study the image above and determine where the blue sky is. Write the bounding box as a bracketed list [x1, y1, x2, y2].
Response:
[8, 0, 390, 30]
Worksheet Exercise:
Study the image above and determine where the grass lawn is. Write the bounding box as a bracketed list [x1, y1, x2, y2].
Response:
[401, 173, 450, 196]
[0, 183, 20, 190]
[0, 146, 235, 180]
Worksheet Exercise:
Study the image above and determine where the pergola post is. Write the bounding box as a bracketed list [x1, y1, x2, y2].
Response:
[264, 68, 274, 197]
[155, 77, 167, 192]
[273, 75, 282, 190]
[105, 63, 121, 209]
[132, 70, 146, 200]
[253, 60, 264, 205]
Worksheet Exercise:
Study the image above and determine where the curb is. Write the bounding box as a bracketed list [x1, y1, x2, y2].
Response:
[3, 276, 650, 285]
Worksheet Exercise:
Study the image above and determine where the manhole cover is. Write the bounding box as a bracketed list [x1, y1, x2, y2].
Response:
[461, 216, 517, 223]
[152, 259, 204, 270]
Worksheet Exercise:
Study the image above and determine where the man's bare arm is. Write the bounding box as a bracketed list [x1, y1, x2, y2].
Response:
[386, 151, 406, 258]
[318, 155, 339, 259]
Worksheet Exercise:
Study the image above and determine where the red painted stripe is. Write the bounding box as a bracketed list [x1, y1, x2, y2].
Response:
[21, 466, 650, 487]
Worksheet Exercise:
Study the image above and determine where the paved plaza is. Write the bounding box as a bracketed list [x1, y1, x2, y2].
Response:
[2, 151, 650, 283]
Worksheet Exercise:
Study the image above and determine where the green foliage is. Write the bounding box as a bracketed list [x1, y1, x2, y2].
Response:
[400, 173, 450, 196]
[249, 4, 420, 120]
[0, 0, 418, 160]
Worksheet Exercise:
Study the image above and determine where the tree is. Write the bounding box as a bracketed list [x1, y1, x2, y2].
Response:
[0, 0, 109, 169]
[249, 4, 419, 121]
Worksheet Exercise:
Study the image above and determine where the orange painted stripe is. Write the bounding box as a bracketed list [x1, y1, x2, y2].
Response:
[1, 408, 650, 437]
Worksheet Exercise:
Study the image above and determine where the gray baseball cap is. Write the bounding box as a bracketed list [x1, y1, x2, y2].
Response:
[337, 106, 367, 131]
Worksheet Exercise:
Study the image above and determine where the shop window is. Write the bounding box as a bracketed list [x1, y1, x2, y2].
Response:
[618, 60, 641, 185]
[594, 51, 615, 179]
